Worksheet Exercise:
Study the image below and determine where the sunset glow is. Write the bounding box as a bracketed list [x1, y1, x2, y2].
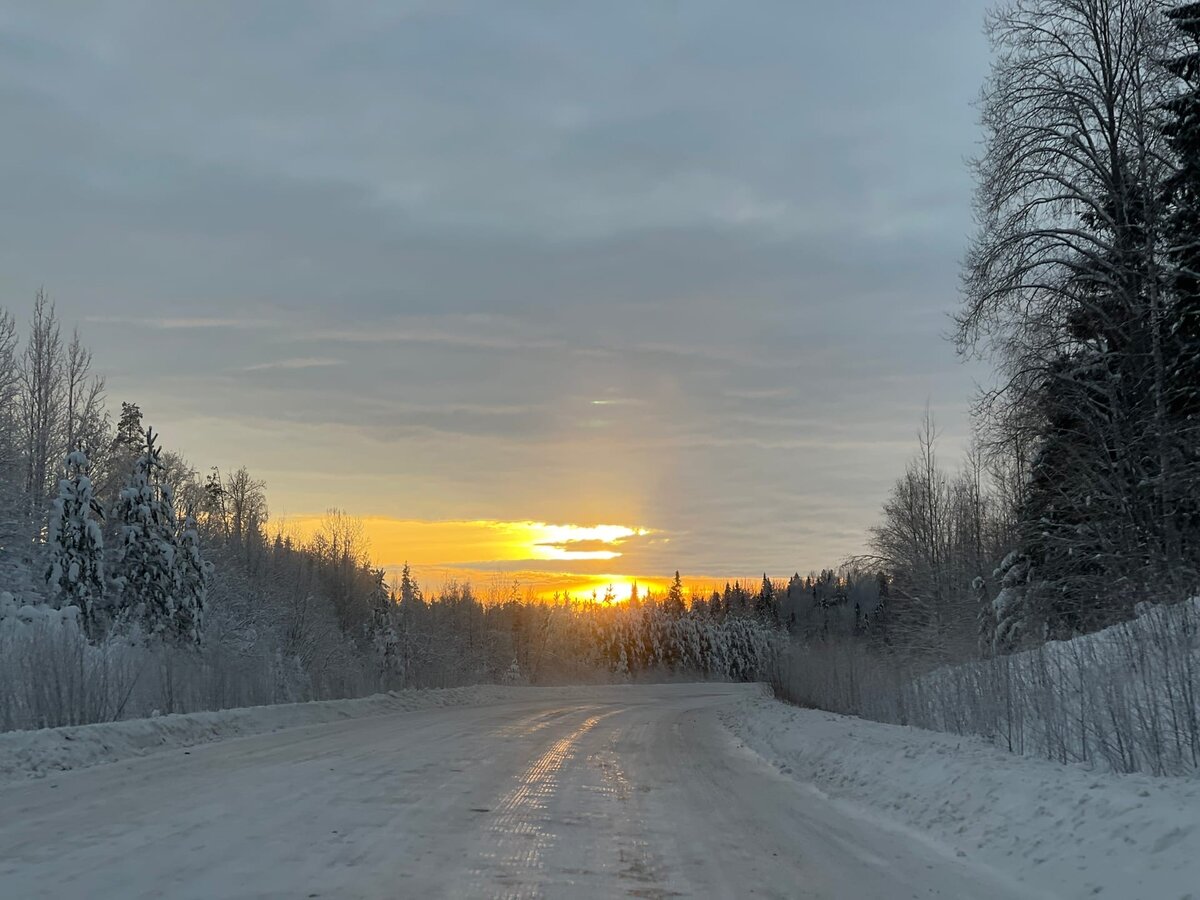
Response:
[273, 515, 666, 598]
[529, 523, 651, 561]
[567, 576, 671, 602]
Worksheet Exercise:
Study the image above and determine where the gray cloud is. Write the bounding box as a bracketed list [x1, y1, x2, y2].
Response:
[0, 0, 993, 573]
[243, 357, 345, 372]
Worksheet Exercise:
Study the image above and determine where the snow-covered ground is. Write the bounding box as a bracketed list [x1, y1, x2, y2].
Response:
[1, 683, 1195, 898]
[723, 694, 1200, 900]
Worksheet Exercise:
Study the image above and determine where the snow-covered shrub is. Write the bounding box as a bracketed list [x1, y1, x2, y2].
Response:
[0, 600, 135, 731]
[0, 577, 373, 731]
[503, 659, 524, 684]
[774, 597, 1200, 776]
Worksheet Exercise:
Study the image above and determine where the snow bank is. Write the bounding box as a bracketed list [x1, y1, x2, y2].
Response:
[913, 596, 1200, 775]
[776, 596, 1200, 776]
[722, 695, 1200, 900]
[0, 684, 604, 785]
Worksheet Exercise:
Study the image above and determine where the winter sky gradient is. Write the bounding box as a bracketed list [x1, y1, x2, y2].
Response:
[0, 1, 992, 593]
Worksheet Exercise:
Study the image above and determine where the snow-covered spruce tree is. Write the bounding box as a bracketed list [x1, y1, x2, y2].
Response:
[111, 428, 181, 641]
[173, 511, 209, 645]
[46, 449, 105, 638]
[992, 551, 1034, 653]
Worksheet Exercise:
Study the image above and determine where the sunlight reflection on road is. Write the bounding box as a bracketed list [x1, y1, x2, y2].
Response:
[468, 710, 620, 899]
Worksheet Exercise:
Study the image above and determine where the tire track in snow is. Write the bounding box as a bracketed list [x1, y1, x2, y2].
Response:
[463, 709, 620, 899]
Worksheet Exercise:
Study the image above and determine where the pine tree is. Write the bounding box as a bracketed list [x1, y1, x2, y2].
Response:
[112, 428, 181, 640]
[113, 402, 143, 453]
[664, 571, 685, 616]
[368, 569, 398, 679]
[755, 574, 777, 621]
[46, 449, 105, 638]
[398, 561, 423, 605]
[103, 402, 142, 490]
[201, 467, 227, 536]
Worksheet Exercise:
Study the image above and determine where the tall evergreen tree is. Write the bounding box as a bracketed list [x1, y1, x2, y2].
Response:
[113, 402, 143, 453]
[664, 571, 685, 616]
[46, 449, 105, 638]
[112, 428, 181, 640]
[368, 569, 398, 679]
[173, 511, 209, 645]
[755, 574, 777, 621]
[398, 561, 423, 605]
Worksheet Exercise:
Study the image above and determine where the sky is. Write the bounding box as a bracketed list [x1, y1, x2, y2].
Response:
[0, 1, 993, 596]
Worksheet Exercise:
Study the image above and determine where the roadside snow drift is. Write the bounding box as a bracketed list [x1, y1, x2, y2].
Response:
[722, 694, 1200, 900]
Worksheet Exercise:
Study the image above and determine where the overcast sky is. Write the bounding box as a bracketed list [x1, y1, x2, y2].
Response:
[0, 1, 993, 586]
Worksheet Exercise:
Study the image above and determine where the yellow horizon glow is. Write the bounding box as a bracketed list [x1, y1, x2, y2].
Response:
[534, 575, 732, 603]
[265, 515, 729, 601]
[565, 576, 666, 601]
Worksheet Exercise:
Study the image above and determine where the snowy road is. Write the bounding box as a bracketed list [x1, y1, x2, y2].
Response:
[0, 684, 1031, 899]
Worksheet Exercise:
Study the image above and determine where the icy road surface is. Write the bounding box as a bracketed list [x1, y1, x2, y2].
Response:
[0, 684, 1030, 899]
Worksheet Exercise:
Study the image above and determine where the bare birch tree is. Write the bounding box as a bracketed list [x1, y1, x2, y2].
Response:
[62, 329, 107, 468]
[0, 308, 26, 588]
[19, 289, 65, 515]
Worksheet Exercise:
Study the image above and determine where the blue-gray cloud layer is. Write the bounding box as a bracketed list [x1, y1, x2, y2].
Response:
[0, 0, 991, 575]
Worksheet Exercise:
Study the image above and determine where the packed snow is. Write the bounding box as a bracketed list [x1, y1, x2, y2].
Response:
[723, 693, 1200, 900]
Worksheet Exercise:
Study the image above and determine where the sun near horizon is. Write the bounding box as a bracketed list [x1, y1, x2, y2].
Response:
[270, 514, 711, 601]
